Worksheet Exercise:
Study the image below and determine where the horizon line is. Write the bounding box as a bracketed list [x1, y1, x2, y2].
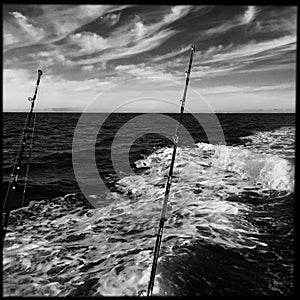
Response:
[2, 110, 296, 114]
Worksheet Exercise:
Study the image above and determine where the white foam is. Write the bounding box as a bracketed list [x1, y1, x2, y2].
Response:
[241, 126, 295, 159]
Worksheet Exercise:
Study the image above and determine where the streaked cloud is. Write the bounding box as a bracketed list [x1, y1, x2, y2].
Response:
[152, 45, 191, 62]
[241, 6, 257, 24]
[188, 33, 296, 80]
[38, 5, 125, 38]
[4, 11, 45, 49]
[66, 5, 191, 65]
[202, 6, 258, 37]
[115, 63, 177, 81]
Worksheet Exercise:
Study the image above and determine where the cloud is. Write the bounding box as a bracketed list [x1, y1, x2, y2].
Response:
[152, 45, 191, 62]
[4, 5, 191, 69]
[235, 62, 295, 74]
[3, 11, 45, 49]
[115, 63, 177, 81]
[130, 5, 191, 41]
[39, 6, 191, 67]
[253, 7, 296, 36]
[82, 65, 94, 71]
[70, 28, 178, 66]
[241, 6, 257, 24]
[180, 31, 296, 80]
[69, 31, 109, 54]
[116, 29, 177, 57]
[198, 82, 294, 95]
[4, 33, 18, 45]
[203, 22, 235, 36]
[102, 12, 121, 26]
[191, 64, 239, 78]
[202, 6, 258, 37]
[204, 35, 296, 64]
[11, 11, 44, 38]
[163, 5, 191, 23]
[25, 48, 71, 72]
[38, 5, 126, 37]
[3, 5, 130, 52]
[131, 21, 146, 39]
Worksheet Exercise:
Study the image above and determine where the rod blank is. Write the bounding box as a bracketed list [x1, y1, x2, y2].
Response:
[146, 45, 195, 297]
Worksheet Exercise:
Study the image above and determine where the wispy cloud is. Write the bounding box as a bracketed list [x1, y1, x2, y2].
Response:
[66, 5, 192, 65]
[189, 34, 296, 79]
[115, 63, 177, 81]
[3, 5, 192, 71]
[69, 28, 179, 66]
[241, 6, 257, 24]
[152, 45, 191, 62]
[38, 5, 126, 38]
[4, 11, 45, 50]
[3, 5, 130, 52]
[202, 6, 258, 37]
[203, 35, 296, 63]
[131, 5, 191, 40]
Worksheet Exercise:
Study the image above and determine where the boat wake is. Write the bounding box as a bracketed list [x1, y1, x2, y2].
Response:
[3, 127, 294, 296]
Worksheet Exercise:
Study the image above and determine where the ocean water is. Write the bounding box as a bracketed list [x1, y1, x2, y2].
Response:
[2, 113, 295, 296]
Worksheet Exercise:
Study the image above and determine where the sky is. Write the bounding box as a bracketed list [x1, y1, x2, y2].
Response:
[3, 5, 297, 112]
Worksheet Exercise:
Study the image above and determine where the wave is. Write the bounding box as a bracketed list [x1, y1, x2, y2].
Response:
[135, 141, 294, 192]
[240, 126, 295, 159]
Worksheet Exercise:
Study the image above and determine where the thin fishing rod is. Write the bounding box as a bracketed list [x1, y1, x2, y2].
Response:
[20, 110, 37, 225]
[2, 69, 43, 247]
[147, 45, 195, 297]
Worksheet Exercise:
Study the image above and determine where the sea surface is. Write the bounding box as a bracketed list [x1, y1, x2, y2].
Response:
[2, 113, 295, 296]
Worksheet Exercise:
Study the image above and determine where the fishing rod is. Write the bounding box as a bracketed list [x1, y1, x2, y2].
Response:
[146, 45, 195, 296]
[2, 69, 43, 247]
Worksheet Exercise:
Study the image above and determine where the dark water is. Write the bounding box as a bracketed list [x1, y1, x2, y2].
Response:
[2, 113, 295, 296]
[2, 113, 295, 206]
